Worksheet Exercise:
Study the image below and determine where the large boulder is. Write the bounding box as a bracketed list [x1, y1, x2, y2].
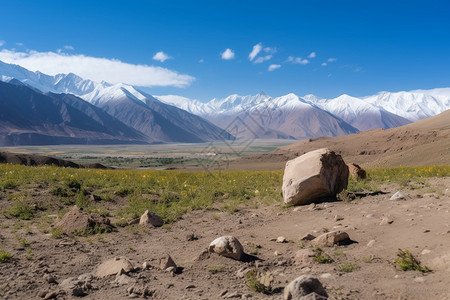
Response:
[56, 206, 113, 235]
[282, 148, 349, 206]
[209, 236, 244, 260]
[284, 275, 328, 300]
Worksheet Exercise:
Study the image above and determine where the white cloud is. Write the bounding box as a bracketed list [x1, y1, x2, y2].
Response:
[221, 48, 235, 60]
[327, 58, 336, 62]
[254, 55, 273, 64]
[321, 62, 327, 66]
[153, 51, 172, 63]
[268, 64, 281, 71]
[308, 52, 316, 58]
[16, 42, 23, 46]
[249, 43, 262, 61]
[287, 56, 309, 65]
[64, 45, 74, 50]
[0, 49, 195, 88]
[0, 40, 5, 47]
[263, 47, 277, 54]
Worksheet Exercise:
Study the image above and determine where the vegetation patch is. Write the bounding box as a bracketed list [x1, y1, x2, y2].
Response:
[395, 249, 431, 273]
[5, 201, 34, 220]
[0, 249, 12, 262]
[313, 247, 334, 264]
[338, 262, 359, 273]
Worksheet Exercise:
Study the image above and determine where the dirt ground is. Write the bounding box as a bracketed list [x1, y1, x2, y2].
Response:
[1, 177, 449, 300]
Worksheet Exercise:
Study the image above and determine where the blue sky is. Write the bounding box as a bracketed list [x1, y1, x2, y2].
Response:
[1, 0, 449, 101]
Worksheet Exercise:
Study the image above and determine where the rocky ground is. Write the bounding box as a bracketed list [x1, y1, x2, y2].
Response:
[0, 177, 449, 299]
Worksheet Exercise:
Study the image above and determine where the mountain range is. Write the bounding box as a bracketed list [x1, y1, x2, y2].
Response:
[0, 60, 232, 146]
[0, 60, 449, 146]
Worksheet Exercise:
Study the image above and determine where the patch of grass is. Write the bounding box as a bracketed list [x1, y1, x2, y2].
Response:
[208, 265, 225, 274]
[338, 262, 359, 273]
[395, 249, 431, 273]
[362, 255, 375, 263]
[0, 250, 12, 262]
[5, 201, 33, 220]
[245, 269, 272, 294]
[313, 247, 334, 264]
[18, 238, 31, 247]
[334, 249, 344, 256]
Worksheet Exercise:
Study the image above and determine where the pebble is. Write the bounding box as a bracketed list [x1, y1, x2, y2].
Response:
[367, 240, 376, 247]
[276, 236, 287, 243]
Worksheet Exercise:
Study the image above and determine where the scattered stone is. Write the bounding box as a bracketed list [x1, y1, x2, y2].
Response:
[209, 236, 244, 260]
[421, 249, 431, 255]
[300, 234, 316, 241]
[334, 215, 344, 222]
[126, 218, 140, 226]
[43, 274, 57, 284]
[379, 217, 394, 225]
[274, 251, 281, 256]
[186, 232, 199, 241]
[59, 276, 89, 297]
[277, 236, 287, 243]
[95, 257, 134, 278]
[236, 267, 251, 278]
[347, 163, 366, 179]
[367, 240, 376, 247]
[43, 291, 58, 300]
[284, 275, 328, 300]
[282, 148, 349, 206]
[185, 285, 196, 289]
[56, 206, 113, 235]
[114, 274, 136, 286]
[390, 191, 408, 201]
[414, 277, 425, 283]
[311, 230, 350, 247]
[220, 289, 228, 297]
[139, 210, 164, 227]
[294, 249, 315, 266]
[142, 262, 150, 270]
[159, 254, 177, 270]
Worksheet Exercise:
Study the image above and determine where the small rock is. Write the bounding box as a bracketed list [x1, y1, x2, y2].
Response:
[311, 230, 350, 247]
[390, 191, 408, 201]
[43, 291, 58, 300]
[142, 262, 150, 270]
[139, 210, 164, 227]
[277, 236, 287, 243]
[114, 274, 136, 286]
[294, 249, 315, 266]
[274, 251, 281, 256]
[236, 267, 251, 278]
[186, 233, 198, 241]
[334, 215, 344, 221]
[185, 285, 196, 289]
[95, 257, 134, 278]
[209, 236, 244, 260]
[43, 274, 57, 284]
[367, 240, 376, 247]
[284, 275, 328, 300]
[421, 249, 431, 255]
[159, 254, 177, 270]
[220, 289, 228, 297]
[379, 217, 394, 225]
[414, 277, 425, 283]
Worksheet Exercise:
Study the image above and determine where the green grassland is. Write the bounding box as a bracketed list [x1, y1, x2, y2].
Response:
[0, 164, 448, 232]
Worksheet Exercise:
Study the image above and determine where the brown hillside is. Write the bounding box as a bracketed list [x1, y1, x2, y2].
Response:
[230, 110, 450, 170]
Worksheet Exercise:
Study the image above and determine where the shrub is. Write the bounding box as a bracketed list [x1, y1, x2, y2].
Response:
[0, 250, 12, 262]
[395, 249, 431, 273]
[6, 201, 33, 220]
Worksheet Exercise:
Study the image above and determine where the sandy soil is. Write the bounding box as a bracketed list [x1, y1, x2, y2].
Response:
[1, 177, 449, 300]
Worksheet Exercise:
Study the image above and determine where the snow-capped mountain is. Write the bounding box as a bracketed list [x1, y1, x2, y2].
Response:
[308, 94, 411, 131]
[159, 89, 450, 132]
[0, 60, 233, 143]
[363, 91, 450, 121]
